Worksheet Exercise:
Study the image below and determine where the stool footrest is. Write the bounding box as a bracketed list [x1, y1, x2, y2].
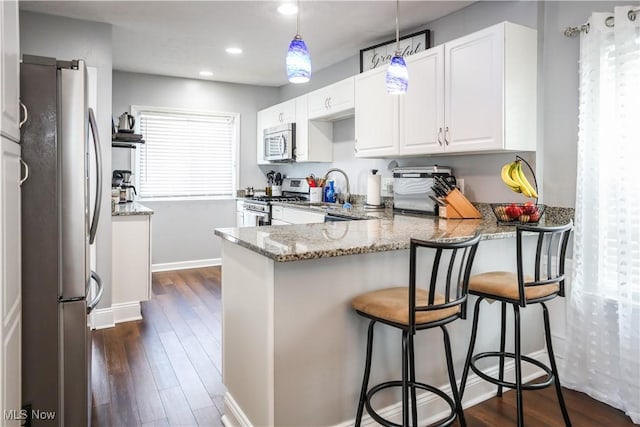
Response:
[365, 380, 457, 427]
[470, 351, 554, 391]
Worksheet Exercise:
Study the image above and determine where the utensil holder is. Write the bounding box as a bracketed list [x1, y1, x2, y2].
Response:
[310, 187, 323, 203]
[271, 185, 282, 197]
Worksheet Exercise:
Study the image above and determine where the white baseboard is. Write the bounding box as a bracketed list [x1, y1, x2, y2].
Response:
[151, 258, 221, 272]
[333, 349, 550, 427]
[90, 307, 115, 330]
[221, 349, 550, 427]
[90, 302, 142, 330]
[222, 392, 253, 427]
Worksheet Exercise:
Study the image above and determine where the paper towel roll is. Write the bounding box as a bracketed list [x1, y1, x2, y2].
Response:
[367, 173, 381, 206]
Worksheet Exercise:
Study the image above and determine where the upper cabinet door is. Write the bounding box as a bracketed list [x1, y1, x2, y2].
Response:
[399, 46, 445, 155]
[444, 24, 504, 153]
[307, 77, 355, 121]
[354, 67, 398, 158]
[0, 0, 20, 143]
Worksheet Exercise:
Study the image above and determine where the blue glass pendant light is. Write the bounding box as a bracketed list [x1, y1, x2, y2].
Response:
[286, 0, 311, 83]
[386, 0, 408, 94]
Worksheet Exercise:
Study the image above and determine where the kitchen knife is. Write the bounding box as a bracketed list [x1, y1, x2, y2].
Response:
[432, 186, 446, 197]
[434, 181, 451, 195]
[435, 176, 452, 191]
[429, 195, 446, 206]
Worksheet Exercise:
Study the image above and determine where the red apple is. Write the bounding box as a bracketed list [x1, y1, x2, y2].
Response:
[522, 201, 537, 215]
[529, 210, 541, 222]
[505, 203, 523, 219]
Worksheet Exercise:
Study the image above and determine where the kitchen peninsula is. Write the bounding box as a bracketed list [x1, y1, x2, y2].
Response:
[214, 206, 573, 426]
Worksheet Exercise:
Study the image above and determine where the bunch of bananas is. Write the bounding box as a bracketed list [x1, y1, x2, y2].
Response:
[500, 160, 538, 198]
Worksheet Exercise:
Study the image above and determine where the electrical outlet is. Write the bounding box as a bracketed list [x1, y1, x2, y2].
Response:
[458, 178, 465, 195]
[382, 177, 394, 197]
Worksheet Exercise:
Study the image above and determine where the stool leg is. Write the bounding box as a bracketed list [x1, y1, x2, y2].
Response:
[513, 305, 524, 427]
[541, 303, 572, 426]
[497, 302, 507, 397]
[408, 333, 418, 427]
[402, 331, 409, 427]
[355, 320, 376, 427]
[442, 325, 466, 427]
[460, 297, 483, 398]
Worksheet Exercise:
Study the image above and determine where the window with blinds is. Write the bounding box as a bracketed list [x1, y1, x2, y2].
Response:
[135, 109, 238, 199]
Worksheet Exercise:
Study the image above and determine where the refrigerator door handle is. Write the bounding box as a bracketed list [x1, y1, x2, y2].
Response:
[87, 271, 104, 314]
[88, 108, 102, 244]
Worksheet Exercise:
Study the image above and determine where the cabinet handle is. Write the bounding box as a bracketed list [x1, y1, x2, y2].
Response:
[354, 140, 358, 154]
[19, 101, 28, 129]
[444, 126, 450, 145]
[20, 159, 29, 186]
[327, 97, 332, 110]
[437, 127, 443, 146]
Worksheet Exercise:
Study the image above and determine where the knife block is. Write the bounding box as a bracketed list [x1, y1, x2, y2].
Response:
[439, 189, 482, 219]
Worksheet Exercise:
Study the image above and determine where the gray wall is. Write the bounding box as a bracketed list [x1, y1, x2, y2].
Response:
[276, 1, 629, 208]
[112, 71, 279, 264]
[20, 11, 114, 309]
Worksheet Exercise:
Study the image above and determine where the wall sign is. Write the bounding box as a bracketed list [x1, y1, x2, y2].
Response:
[360, 30, 430, 72]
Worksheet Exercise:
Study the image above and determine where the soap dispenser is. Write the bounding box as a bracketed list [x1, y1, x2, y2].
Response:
[324, 180, 336, 203]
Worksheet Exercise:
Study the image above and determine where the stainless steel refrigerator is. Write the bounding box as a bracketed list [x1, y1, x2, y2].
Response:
[20, 55, 103, 426]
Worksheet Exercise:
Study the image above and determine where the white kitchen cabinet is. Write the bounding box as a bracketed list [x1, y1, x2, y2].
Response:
[354, 66, 398, 157]
[112, 214, 152, 321]
[257, 97, 332, 164]
[236, 199, 245, 227]
[1, 137, 21, 425]
[295, 94, 332, 163]
[443, 22, 536, 153]
[0, 0, 20, 143]
[260, 99, 296, 129]
[399, 46, 445, 155]
[272, 205, 325, 224]
[257, 100, 296, 165]
[355, 21, 537, 158]
[307, 76, 355, 121]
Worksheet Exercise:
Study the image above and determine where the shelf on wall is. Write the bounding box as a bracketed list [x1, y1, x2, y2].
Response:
[112, 140, 145, 149]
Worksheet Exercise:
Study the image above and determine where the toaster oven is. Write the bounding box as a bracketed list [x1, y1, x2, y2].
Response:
[393, 166, 455, 214]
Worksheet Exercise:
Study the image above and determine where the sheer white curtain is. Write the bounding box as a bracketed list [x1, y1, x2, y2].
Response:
[563, 5, 640, 423]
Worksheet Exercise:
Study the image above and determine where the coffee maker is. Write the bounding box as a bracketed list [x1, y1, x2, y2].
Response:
[112, 169, 137, 203]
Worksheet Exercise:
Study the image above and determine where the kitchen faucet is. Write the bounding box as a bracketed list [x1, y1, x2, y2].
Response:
[323, 168, 350, 203]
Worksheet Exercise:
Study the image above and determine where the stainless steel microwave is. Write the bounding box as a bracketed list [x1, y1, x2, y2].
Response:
[264, 123, 296, 162]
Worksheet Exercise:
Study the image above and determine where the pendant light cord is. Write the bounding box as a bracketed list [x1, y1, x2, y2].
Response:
[297, 0, 301, 36]
[395, 0, 400, 53]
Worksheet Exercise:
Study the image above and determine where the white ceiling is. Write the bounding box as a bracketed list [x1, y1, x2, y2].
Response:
[19, 1, 473, 87]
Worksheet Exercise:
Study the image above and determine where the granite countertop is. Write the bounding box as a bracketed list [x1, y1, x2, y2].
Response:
[214, 203, 574, 262]
[112, 202, 154, 216]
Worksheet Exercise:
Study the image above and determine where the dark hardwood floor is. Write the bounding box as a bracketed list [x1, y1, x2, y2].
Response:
[92, 267, 635, 427]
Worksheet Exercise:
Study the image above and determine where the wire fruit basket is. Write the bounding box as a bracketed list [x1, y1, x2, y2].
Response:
[491, 203, 546, 225]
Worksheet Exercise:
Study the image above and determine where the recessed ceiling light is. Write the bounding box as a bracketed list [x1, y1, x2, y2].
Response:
[199, 71, 213, 77]
[277, 3, 298, 15]
[225, 47, 243, 55]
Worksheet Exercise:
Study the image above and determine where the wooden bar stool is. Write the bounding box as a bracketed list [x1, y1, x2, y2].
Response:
[352, 233, 481, 427]
[459, 221, 573, 427]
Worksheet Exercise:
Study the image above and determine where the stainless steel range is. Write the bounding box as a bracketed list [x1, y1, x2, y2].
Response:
[243, 178, 310, 226]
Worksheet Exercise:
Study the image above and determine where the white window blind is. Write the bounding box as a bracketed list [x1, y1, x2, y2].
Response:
[136, 109, 237, 199]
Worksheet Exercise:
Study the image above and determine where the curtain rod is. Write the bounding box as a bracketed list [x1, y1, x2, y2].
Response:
[564, 7, 639, 37]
